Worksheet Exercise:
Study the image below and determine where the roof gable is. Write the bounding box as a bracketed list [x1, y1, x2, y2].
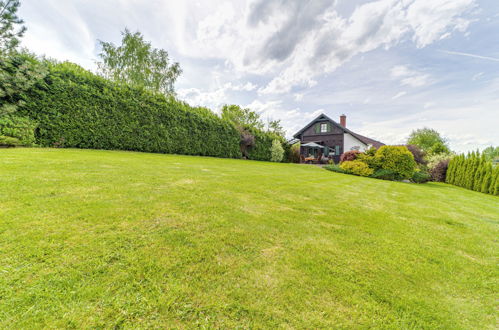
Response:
[293, 113, 385, 148]
[292, 113, 346, 138]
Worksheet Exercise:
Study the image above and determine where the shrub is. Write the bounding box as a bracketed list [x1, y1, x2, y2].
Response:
[324, 164, 345, 174]
[287, 143, 301, 163]
[270, 139, 284, 162]
[246, 128, 282, 161]
[430, 159, 449, 182]
[19, 62, 241, 158]
[411, 170, 431, 184]
[357, 152, 379, 170]
[374, 146, 416, 180]
[340, 150, 360, 163]
[427, 152, 454, 170]
[0, 135, 21, 147]
[406, 144, 427, 166]
[371, 169, 398, 181]
[340, 160, 374, 177]
[0, 115, 37, 146]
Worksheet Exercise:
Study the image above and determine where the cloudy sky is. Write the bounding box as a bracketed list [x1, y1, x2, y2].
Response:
[19, 0, 499, 152]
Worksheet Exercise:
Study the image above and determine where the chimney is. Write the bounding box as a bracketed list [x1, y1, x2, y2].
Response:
[340, 114, 346, 127]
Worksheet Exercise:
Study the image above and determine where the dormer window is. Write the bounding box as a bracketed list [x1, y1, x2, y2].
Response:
[320, 123, 328, 133]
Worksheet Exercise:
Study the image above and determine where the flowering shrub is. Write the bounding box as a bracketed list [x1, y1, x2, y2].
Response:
[340, 160, 374, 177]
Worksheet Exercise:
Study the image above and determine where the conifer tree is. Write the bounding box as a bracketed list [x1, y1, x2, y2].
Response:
[480, 164, 492, 194]
[489, 167, 498, 195]
[466, 152, 475, 190]
[473, 155, 485, 192]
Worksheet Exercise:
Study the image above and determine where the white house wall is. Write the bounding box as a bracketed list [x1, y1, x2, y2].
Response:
[343, 133, 368, 152]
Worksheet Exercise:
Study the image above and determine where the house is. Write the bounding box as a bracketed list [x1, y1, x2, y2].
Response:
[292, 113, 384, 163]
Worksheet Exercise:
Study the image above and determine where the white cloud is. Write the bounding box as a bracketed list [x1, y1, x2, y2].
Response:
[391, 91, 407, 100]
[390, 65, 431, 87]
[255, 0, 475, 94]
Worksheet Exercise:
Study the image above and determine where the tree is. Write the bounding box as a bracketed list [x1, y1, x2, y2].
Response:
[0, 50, 47, 116]
[407, 128, 450, 155]
[267, 119, 285, 138]
[482, 146, 499, 162]
[97, 29, 181, 95]
[221, 104, 264, 130]
[270, 139, 284, 162]
[0, 0, 26, 54]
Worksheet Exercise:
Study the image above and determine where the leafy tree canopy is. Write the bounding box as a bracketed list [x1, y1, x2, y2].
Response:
[97, 29, 182, 95]
[0, 0, 25, 54]
[221, 104, 264, 130]
[407, 127, 450, 155]
[0, 50, 47, 116]
[267, 119, 285, 138]
[482, 146, 499, 162]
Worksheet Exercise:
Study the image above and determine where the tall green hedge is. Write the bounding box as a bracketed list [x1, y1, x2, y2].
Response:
[246, 128, 283, 161]
[19, 62, 241, 158]
[446, 152, 499, 196]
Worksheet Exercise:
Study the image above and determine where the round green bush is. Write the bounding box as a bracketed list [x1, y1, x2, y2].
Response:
[374, 146, 416, 180]
[340, 160, 374, 177]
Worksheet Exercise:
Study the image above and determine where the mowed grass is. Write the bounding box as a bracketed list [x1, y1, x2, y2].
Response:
[0, 148, 498, 328]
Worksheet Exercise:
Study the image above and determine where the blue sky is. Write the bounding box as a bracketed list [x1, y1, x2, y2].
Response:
[19, 0, 499, 152]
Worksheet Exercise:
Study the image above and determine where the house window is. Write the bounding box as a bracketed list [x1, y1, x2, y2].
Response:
[320, 123, 328, 133]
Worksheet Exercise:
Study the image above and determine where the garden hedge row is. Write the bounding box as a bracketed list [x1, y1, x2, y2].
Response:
[19, 62, 241, 158]
[446, 152, 499, 195]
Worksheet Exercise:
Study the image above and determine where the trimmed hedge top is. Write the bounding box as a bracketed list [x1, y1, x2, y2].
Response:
[19, 62, 241, 158]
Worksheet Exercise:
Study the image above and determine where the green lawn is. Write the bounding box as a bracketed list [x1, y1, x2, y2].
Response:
[1, 148, 498, 328]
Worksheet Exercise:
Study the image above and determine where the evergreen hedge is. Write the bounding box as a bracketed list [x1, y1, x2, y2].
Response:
[446, 152, 499, 196]
[246, 128, 282, 161]
[19, 62, 241, 158]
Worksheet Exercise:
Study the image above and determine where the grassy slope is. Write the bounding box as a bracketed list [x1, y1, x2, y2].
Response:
[0, 148, 497, 328]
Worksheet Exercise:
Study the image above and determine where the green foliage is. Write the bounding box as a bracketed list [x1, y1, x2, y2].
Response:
[19, 61, 240, 158]
[427, 152, 454, 171]
[287, 142, 301, 163]
[0, 50, 48, 115]
[482, 146, 499, 162]
[371, 169, 399, 181]
[270, 139, 284, 162]
[221, 104, 264, 130]
[324, 164, 345, 174]
[407, 128, 450, 155]
[374, 146, 416, 180]
[411, 170, 431, 184]
[0, 134, 19, 146]
[357, 152, 379, 170]
[246, 127, 279, 161]
[340, 160, 374, 177]
[0, 114, 36, 146]
[0, 0, 26, 53]
[446, 151, 498, 196]
[266, 119, 285, 138]
[97, 29, 181, 95]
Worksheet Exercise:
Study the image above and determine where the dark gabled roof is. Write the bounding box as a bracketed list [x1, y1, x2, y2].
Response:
[293, 113, 385, 148]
